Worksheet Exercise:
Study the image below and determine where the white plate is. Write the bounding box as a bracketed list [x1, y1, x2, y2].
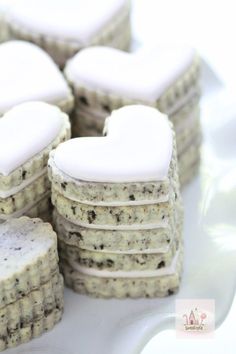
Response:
[6, 62, 236, 354]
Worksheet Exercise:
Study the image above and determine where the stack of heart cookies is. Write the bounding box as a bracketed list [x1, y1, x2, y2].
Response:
[64, 45, 201, 185]
[48, 105, 183, 298]
[0, 217, 64, 351]
[0, 102, 70, 223]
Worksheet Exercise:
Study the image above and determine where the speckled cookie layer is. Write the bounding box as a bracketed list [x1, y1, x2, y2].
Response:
[51, 187, 178, 229]
[0, 114, 70, 192]
[72, 91, 200, 139]
[0, 306, 63, 351]
[7, 1, 131, 68]
[53, 208, 183, 252]
[0, 273, 63, 333]
[59, 235, 179, 271]
[176, 108, 201, 155]
[178, 138, 201, 185]
[0, 173, 50, 215]
[0, 217, 59, 308]
[49, 146, 178, 205]
[60, 249, 183, 298]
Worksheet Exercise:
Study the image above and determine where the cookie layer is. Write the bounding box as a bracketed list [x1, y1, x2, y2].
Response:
[60, 249, 183, 298]
[53, 209, 180, 253]
[0, 173, 50, 215]
[59, 237, 179, 271]
[51, 187, 177, 229]
[0, 217, 59, 308]
[0, 273, 63, 332]
[0, 306, 63, 351]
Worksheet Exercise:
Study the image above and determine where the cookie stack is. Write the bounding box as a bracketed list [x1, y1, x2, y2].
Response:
[64, 45, 201, 185]
[0, 102, 70, 223]
[6, 0, 131, 67]
[49, 105, 183, 298]
[0, 217, 64, 351]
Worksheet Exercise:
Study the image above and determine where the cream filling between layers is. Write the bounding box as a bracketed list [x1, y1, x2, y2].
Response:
[62, 193, 169, 206]
[0, 168, 47, 199]
[63, 217, 169, 231]
[67, 250, 180, 278]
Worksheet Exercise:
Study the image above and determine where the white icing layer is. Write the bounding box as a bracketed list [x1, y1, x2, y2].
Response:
[63, 194, 169, 207]
[54, 105, 173, 182]
[0, 102, 64, 176]
[69, 250, 179, 278]
[62, 218, 169, 231]
[8, 0, 126, 44]
[0, 168, 46, 198]
[65, 45, 195, 102]
[0, 41, 71, 114]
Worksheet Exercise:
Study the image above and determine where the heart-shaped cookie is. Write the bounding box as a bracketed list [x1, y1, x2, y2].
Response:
[65, 45, 197, 104]
[53, 105, 173, 182]
[0, 102, 69, 176]
[8, 0, 126, 43]
[0, 40, 73, 115]
[6, 0, 130, 66]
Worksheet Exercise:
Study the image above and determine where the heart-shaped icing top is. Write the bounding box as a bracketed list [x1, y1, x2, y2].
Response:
[0, 102, 65, 176]
[7, 0, 126, 44]
[54, 105, 173, 182]
[65, 45, 195, 103]
[0, 40, 71, 115]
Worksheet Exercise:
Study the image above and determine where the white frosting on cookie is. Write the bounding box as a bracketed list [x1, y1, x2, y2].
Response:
[0, 102, 64, 176]
[0, 41, 71, 114]
[68, 250, 180, 278]
[65, 45, 195, 102]
[7, 0, 126, 44]
[54, 105, 173, 183]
